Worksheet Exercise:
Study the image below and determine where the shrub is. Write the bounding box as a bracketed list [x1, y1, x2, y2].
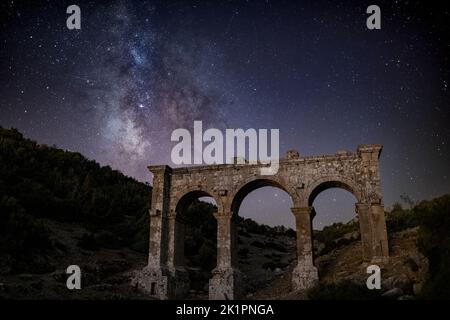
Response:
[238, 248, 249, 258]
[314, 221, 358, 244]
[262, 261, 287, 270]
[386, 203, 418, 233]
[0, 196, 53, 273]
[415, 195, 450, 299]
[250, 240, 265, 248]
[264, 241, 287, 252]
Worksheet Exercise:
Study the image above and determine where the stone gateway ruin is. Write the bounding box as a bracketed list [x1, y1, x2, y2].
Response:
[133, 144, 389, 299]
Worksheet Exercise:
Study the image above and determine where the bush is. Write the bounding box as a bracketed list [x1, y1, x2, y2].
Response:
[415, 195, 450, 299]
[78, 231, 121, 251]
[238, 229, 251, 237]
[250, 240, 265, 248]
[314, 221, 359, 256]
[285, 229, 296, 238]
[0, 196, 53, 273]
[386, 203, 418, 233]
[198, 242, 216, 270]
[78, 232, 99, 251]
[238, 248, 249, 258]
[314, 221, 358, 244]
[183, 200, 217, 272]
[238, 217, 295, 237]
[264, 241, 287, 252]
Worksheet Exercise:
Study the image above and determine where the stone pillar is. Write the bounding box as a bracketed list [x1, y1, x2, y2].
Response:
[170, 215, 186, 268]
[356, 203, 389, 263]
[356, 144, 389, 262]
[132, 165, 173, 299]
[356, 203, 373, 262]
[370, 204, 389, 261]
[291, 207, 319, 291]
[368, 204, 389, 262]
[166, 214, 189, 297]
[209, 213, 241, 300]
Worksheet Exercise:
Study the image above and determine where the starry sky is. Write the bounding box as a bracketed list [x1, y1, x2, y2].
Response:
[1, 0, 449, 229]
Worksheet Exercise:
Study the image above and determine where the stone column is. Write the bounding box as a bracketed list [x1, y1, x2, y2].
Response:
[147, 207, 166, 268]
[368, 204, 389, 262]
[356, 203, 389, 263]
[209, 213, 241, 300]
[147, 166, 172, 268]
[132, 165, 172, 299]
[356, 144, 389, 262]
[291, 207, 318, 291]
[356, 203, 373, 262]
[165, 213, 189, 298]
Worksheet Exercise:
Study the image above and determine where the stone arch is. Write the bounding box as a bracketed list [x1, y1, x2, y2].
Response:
[167, 188, 220, 298]
[305, 176, 378, 264]
[174, 189, 220, 216]
[306, 176, 362, 207]
[229, 177, 299, 215]
[227, 177, 298, 297]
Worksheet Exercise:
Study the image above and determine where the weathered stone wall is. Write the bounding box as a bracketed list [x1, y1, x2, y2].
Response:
[135, 144, 389, 299]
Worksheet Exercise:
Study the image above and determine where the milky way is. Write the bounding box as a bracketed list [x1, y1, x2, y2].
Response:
[63, 1, 228, 179]
[1, 1, 450, 228]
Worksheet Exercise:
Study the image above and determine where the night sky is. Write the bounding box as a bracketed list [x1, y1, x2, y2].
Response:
[1, 1, 449, 229]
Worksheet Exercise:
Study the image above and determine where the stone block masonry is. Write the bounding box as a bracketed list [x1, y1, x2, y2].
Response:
[133, 144, 388, 299]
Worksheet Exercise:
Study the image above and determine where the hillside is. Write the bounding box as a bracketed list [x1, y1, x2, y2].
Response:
[250, 196, 450, 300]
[0, 127, 150, 273]
[0, 127, 449, 300]
[0, 127, 152, 298]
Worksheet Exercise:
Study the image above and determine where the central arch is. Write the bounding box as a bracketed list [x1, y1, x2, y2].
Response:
[306, 177, 362, 206]
[230, 178, 297, 297]
[230, 178, 297, 216]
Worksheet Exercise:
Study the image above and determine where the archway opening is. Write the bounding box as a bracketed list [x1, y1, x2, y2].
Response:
[312, 189, 357, 230]
[175, 191, 217, 299]
[308, 182, 361, 281]
[232, 179, 297, 298]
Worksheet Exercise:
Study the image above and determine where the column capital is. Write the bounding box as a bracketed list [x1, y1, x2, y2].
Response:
[355, 202, 385, 210]
[355, 202, 370, 212]
[357, 144, 382, 160]
[147, 165, 173, 175]
[149, 208, 161, 217]
[291, 206, 313, 216]
[213, 211, 233, 220]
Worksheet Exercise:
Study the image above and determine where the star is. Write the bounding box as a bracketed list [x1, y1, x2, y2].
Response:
[1, 0, 449, 229]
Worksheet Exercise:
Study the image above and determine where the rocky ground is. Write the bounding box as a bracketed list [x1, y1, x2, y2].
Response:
[250, 227, 428, 300]
[238, 231, 296, 296]
[0, 220, 150, 300]
[0, 219, 428, 300]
